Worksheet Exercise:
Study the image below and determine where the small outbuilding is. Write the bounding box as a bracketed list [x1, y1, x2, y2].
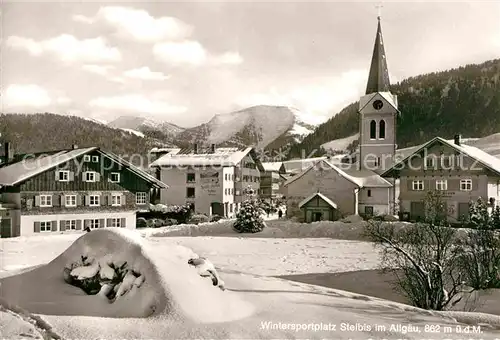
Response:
[298, 192, 338, 223]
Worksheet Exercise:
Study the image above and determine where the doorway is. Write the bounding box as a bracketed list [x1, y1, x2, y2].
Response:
[313, 212, 323, 222]
[1, 218, 12, 238]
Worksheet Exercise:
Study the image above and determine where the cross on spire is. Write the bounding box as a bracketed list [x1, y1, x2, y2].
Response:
[376, 3, 383, 19]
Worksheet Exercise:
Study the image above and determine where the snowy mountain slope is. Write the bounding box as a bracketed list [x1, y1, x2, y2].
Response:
[322, 133, 359, 152]
[176, 105, 325, 149]
[120, 128, 145, 138]
[107, 116, 185, 137]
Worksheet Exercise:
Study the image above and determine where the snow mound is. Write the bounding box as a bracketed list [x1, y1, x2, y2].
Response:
[0, 228, 255, 322]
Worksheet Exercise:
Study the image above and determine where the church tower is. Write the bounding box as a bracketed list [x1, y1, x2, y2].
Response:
[358, 15, 399, 172]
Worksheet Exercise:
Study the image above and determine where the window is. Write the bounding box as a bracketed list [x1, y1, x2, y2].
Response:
[111, 194, 122, 206]
[40, 195, 52, 207]
[460, 179, 472, 191]
[186, 187, 195, 198]
[136, 192, 147, 204]
[85, 172, 96, 182]
[225, 174, 228, 180]
[412, 180, 424, 191]
[365, 206, 374, 216]
[186, 173, 195, 183]
[436, 179, 448, 191]
[92, 156, 99, 163]
[441, 155, 452, 168]
[369, 120, 376, 139]
[57, 170, 69, 181]
[230, 203, 233, 213]
[40, 221, 52, 232]
[425, 156, 435, 169]
[83, 155, 91, 162]
[89, 219, 99, 229]
[110, 218, 121, 228]
[367, 189, 372, 197]
[379, 120, 386, 139]
[89, 195, 100, 206]
[110, 172, 120, 183]
[65, 195, 77, 207]
[65, 220, 76, 230]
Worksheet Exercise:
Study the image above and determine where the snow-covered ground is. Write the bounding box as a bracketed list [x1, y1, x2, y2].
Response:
[1, 228, 500, 339]
[121, 128, 145, 137]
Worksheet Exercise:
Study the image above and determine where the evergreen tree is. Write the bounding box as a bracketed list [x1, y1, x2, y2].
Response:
[233, 199, 266, 233]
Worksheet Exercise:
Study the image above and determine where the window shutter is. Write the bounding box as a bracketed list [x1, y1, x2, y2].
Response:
[106, 218, 112, 227]
[107, 194, 111, 206]
[407, 179, 413, 191]
[122, 194, 126, 205]
[76, 220, 82, 230]
[55, 171, 59, 181]
[69, 171, 75, 181]
[52, 194, 60, 206]
[51, 221, 58, 232]
[60, 220, 66, 231]
[120, 217, 126, 228]
[34, 195, 40, 207]
[34, 222, 40, 233]
[84, 219, 89, 228]
[77, 194, 83, 206]
[95, 172, 101, 181]
[97, 195, 102, 206]
[99, 218, 105, 228]
[82, 172, 87, 182]
[84, 195, 89, 206]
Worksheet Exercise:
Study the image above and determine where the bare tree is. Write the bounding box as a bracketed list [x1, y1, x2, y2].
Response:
[364, 191, 466, 311]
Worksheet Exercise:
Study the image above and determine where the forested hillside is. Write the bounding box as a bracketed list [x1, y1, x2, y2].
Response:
[0, 113, 168, 162]
[288, 59, 500, 158]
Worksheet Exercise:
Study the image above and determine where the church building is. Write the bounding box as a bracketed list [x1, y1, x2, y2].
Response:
[283, 15, 397, 222]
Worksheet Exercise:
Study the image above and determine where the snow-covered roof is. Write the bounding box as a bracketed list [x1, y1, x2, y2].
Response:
[283, 159, 393, 189]
[298, 192, 338, 209]
[282, 157, 328, 173]
[150, 147, 258, 167]
[0, 147, 168, 188]
[261, 162, 283, 172]
[382, 136, 500, 177]
[0, 147, 96, 186]
[149, 147, 181, 155]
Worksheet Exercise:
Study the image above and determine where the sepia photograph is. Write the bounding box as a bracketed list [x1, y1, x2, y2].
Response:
[1, 1, 500, 339]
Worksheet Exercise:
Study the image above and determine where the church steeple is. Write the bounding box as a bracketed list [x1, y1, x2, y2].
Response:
[365, 16, 391, 94]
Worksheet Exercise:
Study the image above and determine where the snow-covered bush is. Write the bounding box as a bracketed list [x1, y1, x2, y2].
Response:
[136, 217, 147, 229]
[63, 255, 145, 302]
[233, 199, 266, 233]
[188, 214, 210, 225]
[210, 214, 222, 222]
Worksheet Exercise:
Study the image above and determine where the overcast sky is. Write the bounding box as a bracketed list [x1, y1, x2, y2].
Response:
[2, 1, 499, 127]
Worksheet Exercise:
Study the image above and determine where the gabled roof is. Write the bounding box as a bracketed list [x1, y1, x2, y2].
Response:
[283, 159, 364, 188]
[283, 159, 393, 188]
[96, 150, 168, 188]
[0, 147, 168, 188]
[0, 147, 96, 186]
[299, 192, 337, 209]
[381, 137, 500, 177]
[261, 161, 285, 173]
[282, 157, 328, 174]
[149, 147, 264, 171]
[359, 92, 400, 114]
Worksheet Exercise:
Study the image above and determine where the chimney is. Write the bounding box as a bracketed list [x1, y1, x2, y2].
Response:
[193, 143, 198, 154]
[454, 134, 461, 146]
[4, 142, 13, 164]
[211, 144, 216, 153]
[72, 144, 78, 150]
